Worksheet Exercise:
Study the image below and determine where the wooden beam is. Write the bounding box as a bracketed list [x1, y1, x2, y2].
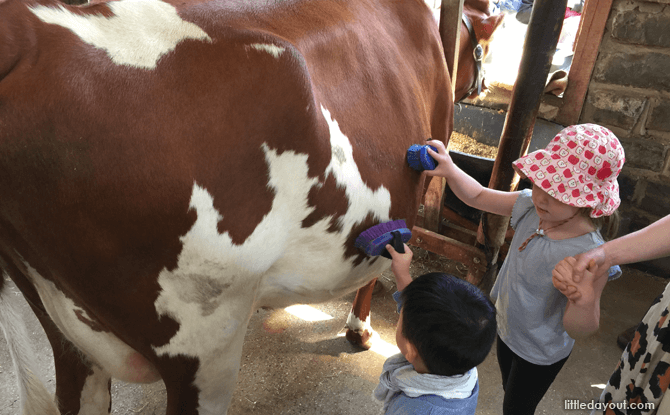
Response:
[555, 0, 614, 125]
[409, 226, 487, 284]
[440, 0, 464, 97]
[441, 206, 478, 232]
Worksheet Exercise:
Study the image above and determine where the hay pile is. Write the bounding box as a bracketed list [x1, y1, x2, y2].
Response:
[447, 131, 498, 159]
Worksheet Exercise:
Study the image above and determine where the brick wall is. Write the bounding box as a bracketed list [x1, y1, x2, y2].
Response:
[573, 0, 670, 275]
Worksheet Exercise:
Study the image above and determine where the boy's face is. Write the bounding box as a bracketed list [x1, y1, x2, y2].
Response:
[396, 307, 429, 374]
[395, 309, 411, 358]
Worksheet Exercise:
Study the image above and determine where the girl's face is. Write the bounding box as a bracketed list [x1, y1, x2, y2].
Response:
[531, 184, 581, 224]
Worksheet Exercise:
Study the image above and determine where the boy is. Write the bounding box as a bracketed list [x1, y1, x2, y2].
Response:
[374, 244, 497, 414]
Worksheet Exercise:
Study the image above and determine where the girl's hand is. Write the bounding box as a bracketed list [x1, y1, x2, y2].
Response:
[386, 243, 413, 291]
[553, 256, 608, 306]
[553, 257, 583, 302]
[424, 140, 455, 177]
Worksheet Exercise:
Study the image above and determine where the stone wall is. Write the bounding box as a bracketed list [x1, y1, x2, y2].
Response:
[568, 0, 670, 275]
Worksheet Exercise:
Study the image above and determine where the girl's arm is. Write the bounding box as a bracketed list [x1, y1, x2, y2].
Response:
[425, 140, 520, 217]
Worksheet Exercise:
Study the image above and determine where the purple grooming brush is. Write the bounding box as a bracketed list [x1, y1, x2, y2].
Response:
[355, 220, 412, 258]
[407, 144, 438, 171]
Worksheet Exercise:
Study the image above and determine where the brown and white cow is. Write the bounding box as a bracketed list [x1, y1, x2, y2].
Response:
[0, 0, 500, 413]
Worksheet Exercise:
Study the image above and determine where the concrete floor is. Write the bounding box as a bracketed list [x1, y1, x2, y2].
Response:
[1, 249, 667, 415]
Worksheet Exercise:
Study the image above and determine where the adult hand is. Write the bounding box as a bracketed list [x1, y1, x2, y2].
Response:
[571, 246, 608, 283]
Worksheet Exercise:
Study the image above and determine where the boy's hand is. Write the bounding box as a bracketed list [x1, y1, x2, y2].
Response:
[424, 140, 454, 178]
[386, 243, 413, 291]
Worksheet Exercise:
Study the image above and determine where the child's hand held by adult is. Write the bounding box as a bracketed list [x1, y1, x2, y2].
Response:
[552, 257, 582, 302]
[554, 255, 608, 308]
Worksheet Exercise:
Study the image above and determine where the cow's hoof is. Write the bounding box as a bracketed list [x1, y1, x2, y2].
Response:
[345, 328, 374, 350]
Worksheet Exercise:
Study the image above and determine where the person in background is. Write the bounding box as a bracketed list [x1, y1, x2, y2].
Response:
[553, 214, 670, 414]
[373, 243, 496, 414]
[493, 0, 524, 14]
[515, 0, 583, 24]
[425, 123, 624, 414]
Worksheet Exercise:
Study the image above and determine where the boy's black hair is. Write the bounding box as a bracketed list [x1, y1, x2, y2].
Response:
[400, 272, 496, 376]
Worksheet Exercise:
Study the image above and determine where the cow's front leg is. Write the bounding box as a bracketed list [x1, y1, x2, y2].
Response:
[345, 278, 379, 349]
[151, 283, 253, 415]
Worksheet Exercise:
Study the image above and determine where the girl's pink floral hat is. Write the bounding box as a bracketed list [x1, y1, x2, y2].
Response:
[513, 124, 625, 218]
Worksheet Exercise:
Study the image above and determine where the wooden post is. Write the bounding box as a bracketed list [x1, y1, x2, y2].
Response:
[440, 0, 464, 97]
[555, 0, 614, 125]
[424, 0, 465, 232]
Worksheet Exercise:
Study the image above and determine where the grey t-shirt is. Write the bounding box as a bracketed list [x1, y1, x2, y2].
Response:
[491, 189, 621, 365]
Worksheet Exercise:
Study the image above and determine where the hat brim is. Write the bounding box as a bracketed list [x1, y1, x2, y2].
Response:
[512, 163, 528, 180]
[513, 150, 620, 218]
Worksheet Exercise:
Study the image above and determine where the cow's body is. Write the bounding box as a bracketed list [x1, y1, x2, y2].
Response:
[0, 0, 458, 413]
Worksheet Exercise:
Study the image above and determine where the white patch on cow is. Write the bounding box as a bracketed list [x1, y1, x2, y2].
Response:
[29, 0, 211, 69]
[320, 106, 392, 228]
[22, 264, 161, 385]
[345, 310, 371, 333]
[249, 43, 285, 58]
[79, 365, 111, 414]
[151, 105, 393, 413]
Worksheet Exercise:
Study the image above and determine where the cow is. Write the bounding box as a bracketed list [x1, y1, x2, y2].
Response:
[345, 0, 504, 349]
[0, 0, 501, 414]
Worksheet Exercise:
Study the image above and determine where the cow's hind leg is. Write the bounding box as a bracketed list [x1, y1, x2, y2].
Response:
[345, 278, 379, 350]
[30, 295, 112, 415]
[4, 270, 112, 415]
[0, 276, 60, 415]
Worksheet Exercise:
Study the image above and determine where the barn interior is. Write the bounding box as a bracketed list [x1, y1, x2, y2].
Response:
[3, 0, 670, 413]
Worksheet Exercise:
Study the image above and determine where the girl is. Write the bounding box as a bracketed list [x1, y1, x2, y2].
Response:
[425, 123, 625, 415]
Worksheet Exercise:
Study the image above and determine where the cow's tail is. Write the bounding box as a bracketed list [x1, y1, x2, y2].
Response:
[0, 274, 60, 415]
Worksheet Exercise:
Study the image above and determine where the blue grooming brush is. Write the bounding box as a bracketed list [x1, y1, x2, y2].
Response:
[407, 144, 438, 171]
[355, 219, 412, 258]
